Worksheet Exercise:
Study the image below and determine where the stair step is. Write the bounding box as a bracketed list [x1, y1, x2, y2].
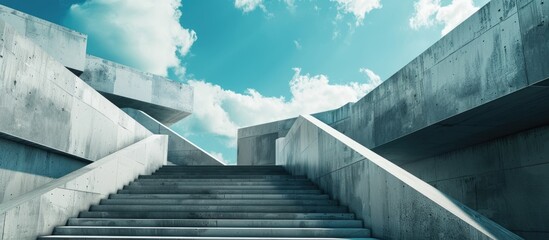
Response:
[117, 189, 322, 194]
[39, 236, 377, 240]
[139, 175, 306, 179]
[52, 226, 370, 238]
[123, 185, 317, 190]
[159, 166, 284, 169]
[109, 194, 330, 200]
[79, 212, 356, 220]
[135, 178, 310, 183]
[100, 199, 337, 206]
[152, 172, 289, 175]
[89, 205, 347, 213]
[129, 181, 314, 186]
[67, 218, 363, 228]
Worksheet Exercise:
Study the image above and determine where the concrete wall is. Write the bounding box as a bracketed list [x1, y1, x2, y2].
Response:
[402, 124, 549, 239]
[124, 109, 224, 166]
[0, 135, 168, 240]
[0, 5, 87, 74]
[0, 19, 154, 201]
[0, 137, 86, 203]
[277, 115, 521, 240]
[0, 19, 152, 162]
[81, 55, 193, 126]
[237, 103, 353, 165]
[239, 0, 549, 165]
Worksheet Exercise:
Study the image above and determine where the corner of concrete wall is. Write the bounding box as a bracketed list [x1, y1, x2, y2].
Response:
[0, 4, 87, 74]
[123, 108, 225, 166]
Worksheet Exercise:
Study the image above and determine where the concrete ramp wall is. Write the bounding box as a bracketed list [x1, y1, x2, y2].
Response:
[277, 115, 521, 240]
[0, 135, 168, 240]
[124, 109, 225, 166]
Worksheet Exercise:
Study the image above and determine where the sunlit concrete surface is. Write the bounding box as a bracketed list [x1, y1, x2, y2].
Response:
[0, 5, 87, 74]
[81, 55, 193, 126]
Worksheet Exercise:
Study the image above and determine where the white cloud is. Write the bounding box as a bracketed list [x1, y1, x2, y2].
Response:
[409, 0, 479, 35]
[294, 40, 302, 50]
[331, 0, 382, 26]
[235, 0, 266, 13]
[360, 68, 382, 85]
[65, 0, 196, 76]
[176, 68, 382, 146]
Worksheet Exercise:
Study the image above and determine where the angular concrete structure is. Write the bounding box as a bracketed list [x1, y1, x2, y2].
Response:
[81, 55, 193, 126]
[0, 0, 545, 239]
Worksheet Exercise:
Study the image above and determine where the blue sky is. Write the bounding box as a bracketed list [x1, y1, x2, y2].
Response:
[1, 0, 489, 164]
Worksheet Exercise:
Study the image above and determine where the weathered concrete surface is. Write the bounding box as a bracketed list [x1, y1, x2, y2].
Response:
[277, 115, 522, 240]
[402, 124, 549, 239]
[0, 19, 152, 162]
[0, 137, 86, 203]
[80, 55, 193, 126]
[237, 103, 353, 165]
[0, 5, 87, 74]
[124, 109, 224, 166]
[0, 135, 168, 240]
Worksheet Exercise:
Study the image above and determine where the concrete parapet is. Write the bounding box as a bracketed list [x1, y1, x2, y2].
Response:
[0, 135, 168, 240]
[0, 5, 87, 74]
[124, 109, 224, 166]
[277, 115, 521, 239]
[80, 55, 193, 126]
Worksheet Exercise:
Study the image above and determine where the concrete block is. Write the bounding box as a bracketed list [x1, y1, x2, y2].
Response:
[0, 5, 87, 74]
[81, 56, 193, 126]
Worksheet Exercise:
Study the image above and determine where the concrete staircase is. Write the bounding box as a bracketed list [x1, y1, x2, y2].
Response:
[39, 165, 373, 239]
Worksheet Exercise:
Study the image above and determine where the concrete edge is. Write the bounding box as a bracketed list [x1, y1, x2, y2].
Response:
[129, 109, 226, 166]
[0, 135, 167, 213]
[298, 114, 522, 240]
[0, 5, 87, 37]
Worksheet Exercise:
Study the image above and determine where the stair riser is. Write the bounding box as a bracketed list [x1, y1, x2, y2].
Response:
[129, 182, 314, 186]
[123, 185, 318, 190]
[89, 205, 347, 213]
[79, 212, 356, 220]
[100, 199, 337, 206]
[139, 175, 306, 179]
[53, 227, 370, 237]
[109, 194, 330, 200]
[135, 178, 310, 182]
[67, 219, 363, 228]
[117, 189, 322, 194]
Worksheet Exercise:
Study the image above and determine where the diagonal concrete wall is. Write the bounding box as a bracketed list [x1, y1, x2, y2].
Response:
[277, 115, 522, 240]
[123, 109, 225, 166]
[0, 135, 167, 240]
